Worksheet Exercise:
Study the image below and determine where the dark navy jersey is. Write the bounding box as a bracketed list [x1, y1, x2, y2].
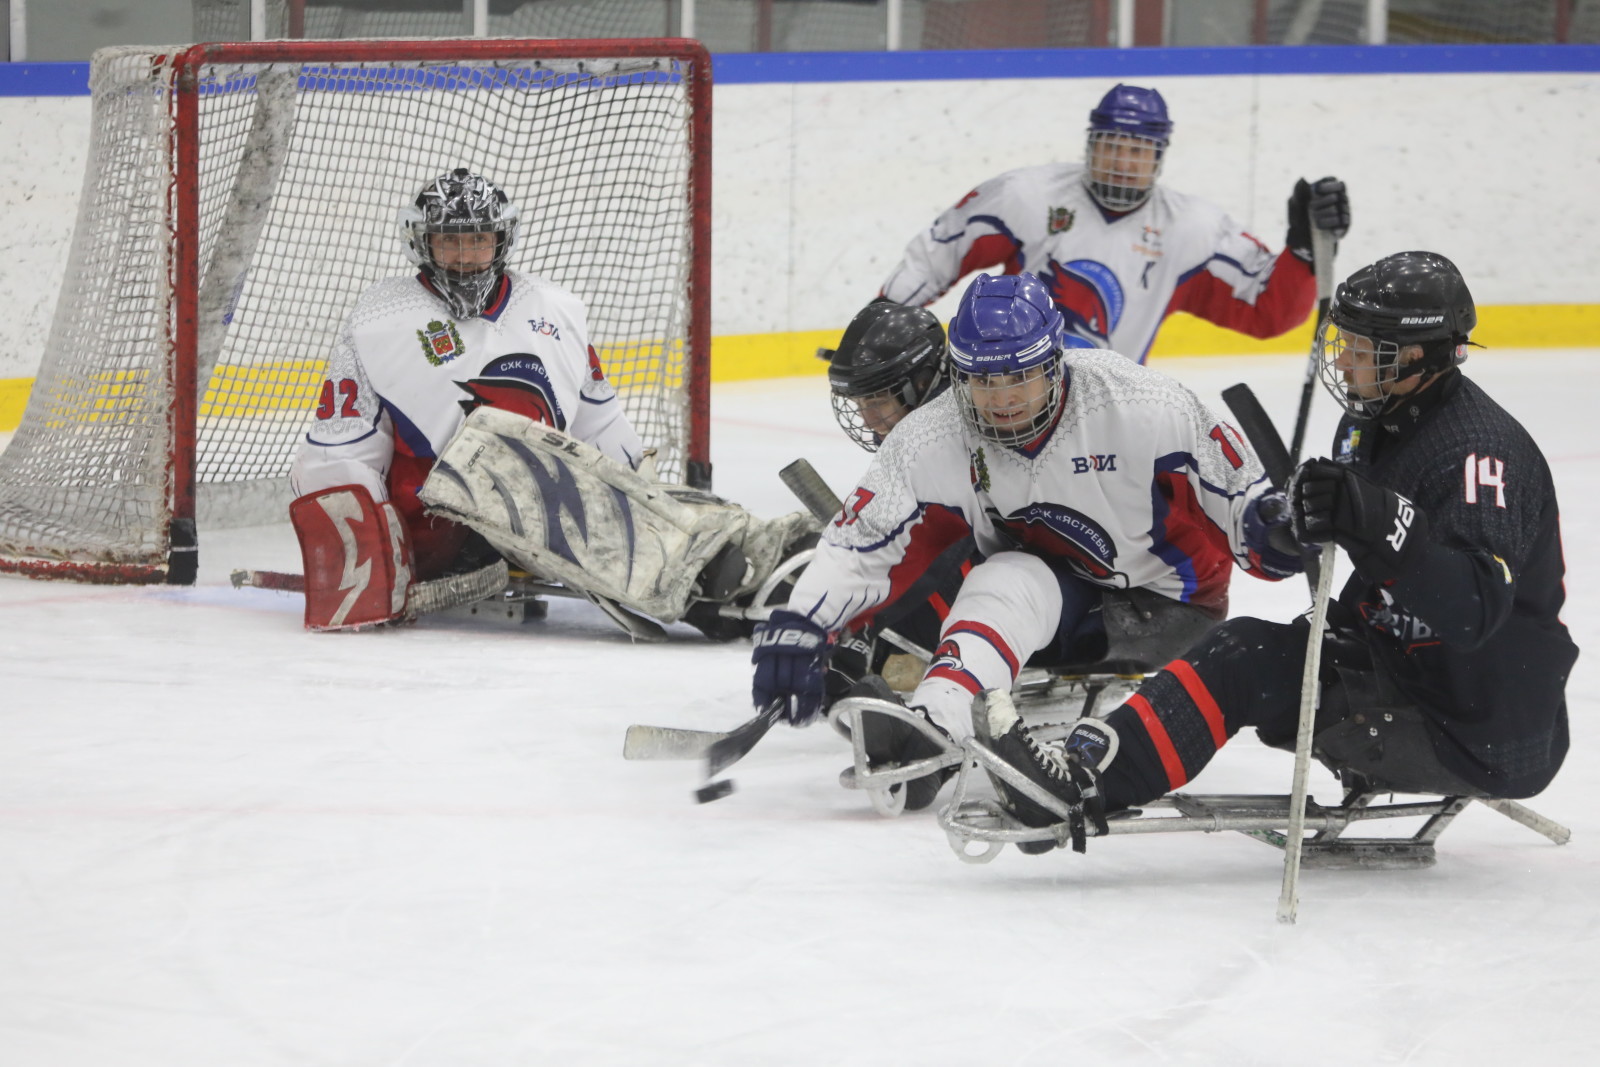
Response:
[1330, 371, 1576, 796]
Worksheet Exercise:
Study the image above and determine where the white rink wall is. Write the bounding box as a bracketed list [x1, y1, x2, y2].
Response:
[1, 61, 1597, 379]
[715, 70, 1600, 334]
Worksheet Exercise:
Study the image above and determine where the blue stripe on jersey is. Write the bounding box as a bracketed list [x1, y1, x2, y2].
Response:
[1147, 451, 1205, 601]
[384, 399, 436, 461]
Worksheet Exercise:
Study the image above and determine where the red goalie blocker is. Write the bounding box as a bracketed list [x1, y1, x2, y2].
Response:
[289, 485, 414, 631]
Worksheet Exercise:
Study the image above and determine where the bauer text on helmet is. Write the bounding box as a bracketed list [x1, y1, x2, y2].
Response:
[947, 273, 1068, 448]
[1313, 251, 1475, 419]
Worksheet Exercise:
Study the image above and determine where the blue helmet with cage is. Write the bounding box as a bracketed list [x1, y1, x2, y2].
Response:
[947, 273, 1067, 447]
[1084, 84, 1171, 212]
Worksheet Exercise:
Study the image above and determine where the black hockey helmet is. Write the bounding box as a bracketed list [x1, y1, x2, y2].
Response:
[829, 300, 948, 451]
[1315, 251, 1476, 418]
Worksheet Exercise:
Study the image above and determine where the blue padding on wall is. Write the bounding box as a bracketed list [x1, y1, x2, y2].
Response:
[2, 45, 1596, 95]
[0, 63, 90, 95]
[715, 45, 1600, 83]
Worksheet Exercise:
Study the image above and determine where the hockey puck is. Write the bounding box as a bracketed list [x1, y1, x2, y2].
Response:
[694, 779, 735, 804]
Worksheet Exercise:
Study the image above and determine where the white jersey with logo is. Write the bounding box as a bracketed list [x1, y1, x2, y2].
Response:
[880, 162, 1314, 362]
[787, 350, 1281, 633]
[291, 270, 642, 504]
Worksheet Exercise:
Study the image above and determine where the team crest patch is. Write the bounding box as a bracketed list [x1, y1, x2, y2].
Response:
[417, 319, 465, 366]
[1048, 206, 1075, 234]
[970, 446, 992, 492]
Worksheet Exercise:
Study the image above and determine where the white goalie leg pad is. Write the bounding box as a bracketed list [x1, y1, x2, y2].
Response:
[418, 407, 746, 622]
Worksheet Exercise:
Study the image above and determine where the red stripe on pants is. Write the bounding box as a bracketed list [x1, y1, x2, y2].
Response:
[1128, 693, 1189, 790]
[1164, 659, 1228, 749]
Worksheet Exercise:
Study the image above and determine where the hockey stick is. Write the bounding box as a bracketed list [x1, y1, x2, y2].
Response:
[780, 458, 844, 522]
[706, 699, 786, 779]
[1288, 227, 1337, 467]
[230, 568, 305, 592]
[1279, 544, 1335, 924]
[623, 723, 727, 760]
[1222, 383, 1321, 589]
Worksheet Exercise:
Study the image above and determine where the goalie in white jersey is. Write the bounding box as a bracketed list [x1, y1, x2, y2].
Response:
[751, 272, 1303, 811]
[880, 84, 1350, 363]
[291, 168, 813, 635]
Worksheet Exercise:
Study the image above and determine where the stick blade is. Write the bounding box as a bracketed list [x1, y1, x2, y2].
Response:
[705, 701, 784, 778]
[622, 724, 726, 761]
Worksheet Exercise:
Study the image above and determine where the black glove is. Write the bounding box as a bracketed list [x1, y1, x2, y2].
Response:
[1285, 176, 1350, 263]
[751, 609, 831, 726]
[1290, 458, 1427, 583]
[1241, 489, 1304, 579]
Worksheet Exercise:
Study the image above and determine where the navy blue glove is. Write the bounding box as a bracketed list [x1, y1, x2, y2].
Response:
[1291, 458, 1427, 583]
[751, 609, 831, 726]
[1242, 489, 1304, 579]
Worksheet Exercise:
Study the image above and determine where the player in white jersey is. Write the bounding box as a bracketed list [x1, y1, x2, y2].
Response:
[879, 84, 1351, 363]
[751, 272, 1303, 810]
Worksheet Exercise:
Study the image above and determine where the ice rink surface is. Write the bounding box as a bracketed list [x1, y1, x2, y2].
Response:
[1, 351, 1595, 1066]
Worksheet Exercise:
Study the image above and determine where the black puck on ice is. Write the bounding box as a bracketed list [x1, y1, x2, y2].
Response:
[694, 778, 735, 804]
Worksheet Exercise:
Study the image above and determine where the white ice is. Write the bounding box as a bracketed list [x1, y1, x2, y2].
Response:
[1, 351, 1596, 1066]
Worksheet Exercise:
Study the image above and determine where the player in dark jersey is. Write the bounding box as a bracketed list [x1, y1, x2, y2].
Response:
[973, 251, 1578, 849]
[821, 300, 971, 704]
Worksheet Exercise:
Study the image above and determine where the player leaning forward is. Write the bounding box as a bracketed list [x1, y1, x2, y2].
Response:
[751, 271, 1301, 810]
[291, 169, 809, 632]
[977, 252, 1577, 852]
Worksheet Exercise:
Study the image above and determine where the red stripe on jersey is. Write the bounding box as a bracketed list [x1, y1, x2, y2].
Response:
[853, 503, 972, 630]
[1152, 469, 1234, 616]
[927, 664, 983, 694]
[1164, 659, 1228, 748]
[958, 234, 1023, 280]
[1128, 693, 1189, 790]
[944, 620, 1020, 676]
[1167, 247, 1315, 339]
[929, 592, 950, 619]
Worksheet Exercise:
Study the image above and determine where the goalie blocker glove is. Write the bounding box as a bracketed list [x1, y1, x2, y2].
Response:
[751, 610, 831, 726]
[1285, 176, 1350, 264]
[1290, 457, 1427, 584]
[290, 484, 413, 630]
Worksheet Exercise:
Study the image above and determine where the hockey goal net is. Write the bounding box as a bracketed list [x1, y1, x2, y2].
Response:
[0, 38, 711, 584]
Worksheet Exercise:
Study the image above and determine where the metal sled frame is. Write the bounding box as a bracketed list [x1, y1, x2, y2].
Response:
[828, 696, 967, 817]
[939, 737, 1570, 869]
[827, 662, 1155, 818]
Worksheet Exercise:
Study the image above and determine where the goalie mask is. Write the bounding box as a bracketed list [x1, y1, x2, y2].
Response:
[400, 168, 520, 318]
[1083, 83, 1171, 213]
[1314, 250, 1476, 420]
[946, 272, 1067, 449]
[829, 301, 949, 451]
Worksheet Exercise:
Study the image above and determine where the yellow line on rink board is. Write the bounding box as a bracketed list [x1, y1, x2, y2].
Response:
[1, 304, 1595, 432]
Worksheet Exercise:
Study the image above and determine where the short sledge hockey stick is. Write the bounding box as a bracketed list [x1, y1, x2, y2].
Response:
[706, 699, 786, 779]
[1279, 543, 1335, 924]
[1288, 227, 1337, 466]
[230, 568, 304, 592]
[780, 458, 845, 522]
[622, 723, 727, 761]
[1222, 382, 1321, 589]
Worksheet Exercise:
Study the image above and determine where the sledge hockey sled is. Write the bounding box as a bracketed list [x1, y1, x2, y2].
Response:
[938, 732, 1570, 870]
[829, 587, 1217, 817]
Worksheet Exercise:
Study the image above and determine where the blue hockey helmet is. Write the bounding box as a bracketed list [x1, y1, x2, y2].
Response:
[947, 273, 1067, 447]
[1084, 84, 1171, 212]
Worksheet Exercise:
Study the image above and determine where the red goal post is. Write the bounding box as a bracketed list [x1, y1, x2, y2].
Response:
[0, 38, 712, 585]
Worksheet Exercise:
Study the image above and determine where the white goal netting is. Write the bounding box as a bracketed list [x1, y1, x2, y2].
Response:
[0, 40, 709, 582]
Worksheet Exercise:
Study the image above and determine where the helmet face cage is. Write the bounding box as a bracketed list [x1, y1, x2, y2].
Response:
[1314, 318, 1411, 420]
[400, 168, 520, 318]
[953, 360, 1064, 448]
[1084, 130, 1166, 212]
